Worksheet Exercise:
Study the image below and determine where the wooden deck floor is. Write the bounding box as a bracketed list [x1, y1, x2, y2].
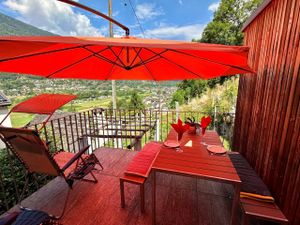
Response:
[11, 148, 241, 225]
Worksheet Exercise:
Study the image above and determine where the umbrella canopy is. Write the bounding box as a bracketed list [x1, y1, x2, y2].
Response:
[0, 93, 76, 129]
[11, 93, 76, 115]
[0, 36, 254, 80]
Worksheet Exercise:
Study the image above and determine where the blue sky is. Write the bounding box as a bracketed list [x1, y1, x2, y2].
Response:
[0, 0, 220, 40]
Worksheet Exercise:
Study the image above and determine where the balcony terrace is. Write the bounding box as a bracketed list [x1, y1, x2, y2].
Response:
[0, 108, 236, 225]
[7, 148, 236, 225]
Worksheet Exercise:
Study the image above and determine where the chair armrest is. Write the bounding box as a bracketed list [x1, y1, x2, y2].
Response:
[61, 145, 90, 172]
[0, 212, 20, 225]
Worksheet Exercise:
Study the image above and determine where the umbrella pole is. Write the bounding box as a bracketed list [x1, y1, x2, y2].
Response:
[109, 0, 117, 111]
[109, 0, 118, 148]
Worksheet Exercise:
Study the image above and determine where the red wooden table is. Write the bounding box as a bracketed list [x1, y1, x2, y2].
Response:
[151, 130, 241, 225]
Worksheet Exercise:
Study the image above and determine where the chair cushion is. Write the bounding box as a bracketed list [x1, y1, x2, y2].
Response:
[125, 142, 161, 178]
[12, 210, 49, 225]
[53, 151, 88, 176]
[229, 153, 275, 203]
[0, 212, 20, 225]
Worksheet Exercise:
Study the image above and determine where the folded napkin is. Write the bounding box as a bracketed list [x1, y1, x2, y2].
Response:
[184, 140, 192, 147]
[171, 119, 190, 141]
[200, 116, 212, 135]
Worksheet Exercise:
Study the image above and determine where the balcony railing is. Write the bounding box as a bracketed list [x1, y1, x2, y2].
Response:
[0, 108, 234, 214]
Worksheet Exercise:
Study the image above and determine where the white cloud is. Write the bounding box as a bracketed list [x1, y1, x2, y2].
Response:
[135, 3, 164, 20]
[143, 23, 206, 41]
[3, 0, 102, 36]
[112, 10, 120, 18]
[208, 2, 220, 12]
[178, 0, 183, 5]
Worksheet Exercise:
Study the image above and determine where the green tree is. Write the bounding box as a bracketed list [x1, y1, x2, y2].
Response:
[199, 0, 262, 85]
[177, 80, 207, 99]
[173, 0, 262, 103]
[108, 99, 128, 109]
[128, 90, 145, 110]
[200, 0, 262, 45]
[170, 89, 185, 108]
[170, 80, 207, 108]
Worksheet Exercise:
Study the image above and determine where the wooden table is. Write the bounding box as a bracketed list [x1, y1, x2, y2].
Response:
[151, 130, 241, 225]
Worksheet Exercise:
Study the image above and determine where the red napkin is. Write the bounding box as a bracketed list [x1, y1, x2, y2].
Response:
[200, 116, 212, 135]
[171, 119, 190, 141]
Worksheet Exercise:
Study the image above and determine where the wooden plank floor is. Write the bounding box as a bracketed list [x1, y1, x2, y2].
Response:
[10, 148, 242, 225]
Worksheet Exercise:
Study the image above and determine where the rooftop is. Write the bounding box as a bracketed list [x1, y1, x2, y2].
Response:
[242, 0, 273, 31]
[0, 91, 11, 107]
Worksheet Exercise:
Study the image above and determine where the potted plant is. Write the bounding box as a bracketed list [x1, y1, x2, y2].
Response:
[185, 117, 200, 134]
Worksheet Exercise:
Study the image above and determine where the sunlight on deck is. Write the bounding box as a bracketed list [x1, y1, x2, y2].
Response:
[10, 148, 237, 225]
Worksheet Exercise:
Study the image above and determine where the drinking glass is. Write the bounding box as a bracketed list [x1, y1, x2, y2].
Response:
[176, 132, 184, 153]
[200, 128, 207, 146]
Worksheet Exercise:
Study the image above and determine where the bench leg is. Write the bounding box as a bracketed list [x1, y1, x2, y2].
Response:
[140, 183, 145, 213]
[230, 183, 241, 225]
[120, 179, 125, 208]
[242, 214, 250, 225]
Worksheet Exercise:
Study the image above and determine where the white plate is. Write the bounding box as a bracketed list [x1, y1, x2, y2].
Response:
[207, 145, 227, 154]
[163, 140, 180, 148]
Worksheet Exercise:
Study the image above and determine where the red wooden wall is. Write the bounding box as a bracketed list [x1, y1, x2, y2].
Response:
[233, 0, 300, 224]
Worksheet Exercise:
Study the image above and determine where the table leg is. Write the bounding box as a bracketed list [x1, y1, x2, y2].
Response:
[120, 179, 125, 208]
[230, 182, 241, 225]
[140, 183, 145, 213]
[152, 170, 156, 225]
[241, 213, 250, 225]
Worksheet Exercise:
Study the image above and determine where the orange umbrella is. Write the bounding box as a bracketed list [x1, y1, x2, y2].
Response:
[0, 36, 254, 80]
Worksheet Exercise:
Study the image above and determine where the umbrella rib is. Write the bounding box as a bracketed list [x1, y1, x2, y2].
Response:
[107, 46, 126, 68]
[82, 46, 125, 69]
[0, 45, 91, 63]
[130, 49, 168, 69]
[104, 63, 117, 81]
[145, 48, 204, 79]
[128, 47, 142, 68]
[132, 48, 157, 81]
[104, 46, 127, 80]
[168, 49, 254, 73]
[46, 48, 109, 78]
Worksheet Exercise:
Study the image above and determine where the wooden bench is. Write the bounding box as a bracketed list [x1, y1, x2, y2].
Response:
[119, 142, 161, 213]
[240, 198, 288, 225]
[120, 174, 146, 213]
[229, 152, 288, 225]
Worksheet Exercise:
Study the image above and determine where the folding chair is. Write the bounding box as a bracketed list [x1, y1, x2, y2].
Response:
[0, 126, 103, 219]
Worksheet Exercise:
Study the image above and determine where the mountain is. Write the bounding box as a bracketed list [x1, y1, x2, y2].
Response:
[0, 12, 54, 35]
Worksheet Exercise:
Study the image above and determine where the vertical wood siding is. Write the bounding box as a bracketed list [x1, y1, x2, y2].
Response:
[233, 0, 300, 224]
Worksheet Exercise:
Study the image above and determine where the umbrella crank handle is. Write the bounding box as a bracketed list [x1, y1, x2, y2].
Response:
[57, 0, 130, 36]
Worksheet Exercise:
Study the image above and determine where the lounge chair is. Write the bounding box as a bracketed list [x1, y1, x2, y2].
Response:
[0, 126, 103, 219]
[0, 208, 61, 225]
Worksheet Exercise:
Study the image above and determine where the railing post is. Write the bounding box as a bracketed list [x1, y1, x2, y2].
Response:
[79, 135, 89, 149]
[155, 119, 160, 141]
[175, 101, 179, 121]
[214, 105, 217, 131]
[134, 138, 142, 151]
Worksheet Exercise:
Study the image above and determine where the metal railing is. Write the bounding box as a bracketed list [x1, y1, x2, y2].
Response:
[0, 108, 235, 214]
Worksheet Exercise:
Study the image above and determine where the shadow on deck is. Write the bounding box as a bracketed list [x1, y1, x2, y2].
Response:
[9, 148, 237, 225]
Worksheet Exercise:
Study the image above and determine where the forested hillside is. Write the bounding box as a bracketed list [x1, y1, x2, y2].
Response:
[0, 12, 54, 36]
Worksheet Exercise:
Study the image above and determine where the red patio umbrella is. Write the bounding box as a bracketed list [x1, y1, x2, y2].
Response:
[0, 93, 76, 129]
[0, 36, 254, 80]
[11, 93, 76, 115]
